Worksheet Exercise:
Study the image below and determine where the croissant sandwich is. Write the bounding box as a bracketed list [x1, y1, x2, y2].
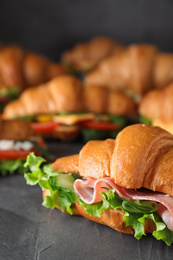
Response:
[2, 75, 137, 141]
[0, 118, 52, 175]
[24, 124, 173, 245]
[0, 44, 68, 111]
[62, 37, 125, 73]
[84, 43, 173, 100]
[139, 82, 173, 135]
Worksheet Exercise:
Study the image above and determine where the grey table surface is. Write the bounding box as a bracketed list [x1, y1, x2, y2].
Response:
[0, 141, 173, 260]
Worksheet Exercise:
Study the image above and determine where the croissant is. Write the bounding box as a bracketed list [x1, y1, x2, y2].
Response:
[139, 83, 173, 134]
[0, 45, 68, 92]
[62, 37, 125, 72]
[25, 124, 173, 245]
[2, 75, 137, 118]
[84, 44, 173, 98]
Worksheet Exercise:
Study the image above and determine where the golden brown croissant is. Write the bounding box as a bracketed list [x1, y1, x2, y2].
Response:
[139, 83, 173, 134]
[26, 124, 173, 243]
[62, 37, 125, 72]
[0, 45, 68, 92]
[2, 75, 137, 118]
[84, 44, 173, 98]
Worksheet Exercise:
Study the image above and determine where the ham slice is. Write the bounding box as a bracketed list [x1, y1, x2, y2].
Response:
[74, 177, 173, 231]
[74, 177, 127, 204]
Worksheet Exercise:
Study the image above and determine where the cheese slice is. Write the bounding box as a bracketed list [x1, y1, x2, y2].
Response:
[53, 113, 95, 125]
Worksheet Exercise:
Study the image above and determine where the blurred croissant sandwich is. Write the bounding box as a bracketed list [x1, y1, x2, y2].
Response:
[0, 118, 50, 175]
[0, 44, 68, 111]
[2, 75, 137, 141]
[139, 82, 173, 135]
[24, 124, 173, 245]
[62, 37, 125, 73]
[84, 43, 173, 101]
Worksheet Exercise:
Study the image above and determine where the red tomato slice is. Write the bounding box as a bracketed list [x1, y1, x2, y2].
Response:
[31, 122, 60, 133]
[0, 149, 38, 160]
[78, 120, 120, 130]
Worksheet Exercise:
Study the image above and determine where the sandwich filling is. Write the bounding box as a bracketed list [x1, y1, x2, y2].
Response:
[0, 137, 47, 175]
[74, 177, 173, 232]
[16, 112, 126, 141]
[24, 153, 173, 246]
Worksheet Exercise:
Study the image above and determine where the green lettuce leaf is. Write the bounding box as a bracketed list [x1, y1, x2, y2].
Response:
[81, 128, 108, 142]
[24, 152, 56, 185]
[0, 86, 20, 99]
[109, 115, 127, 139]
[138, 213, 173, 246]
[64, 61, 83, 77]
[0, 87, 20, 112]
[79, 189, 122, 217]
[24, 153, 79, 214]
[140, 115, 152, 125]
[0, 158, 27, 176]
[108, 115, 127, 127]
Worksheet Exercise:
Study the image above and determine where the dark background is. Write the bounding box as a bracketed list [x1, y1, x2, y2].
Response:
[0, 0, 173, 62]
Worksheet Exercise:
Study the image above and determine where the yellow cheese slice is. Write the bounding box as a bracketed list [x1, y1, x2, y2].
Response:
[53, 113, 95, 125]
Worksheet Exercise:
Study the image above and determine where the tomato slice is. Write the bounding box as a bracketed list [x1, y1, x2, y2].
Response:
[78, 120, 120, 130]
[31, 122, 60, 133]
[0, 149, 38, 160]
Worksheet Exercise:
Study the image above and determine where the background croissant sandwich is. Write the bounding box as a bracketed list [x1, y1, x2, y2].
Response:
[84, 43, 173, 101]
[0, 118, 51, 175]
[62, 36, 125, 73]
[0, 44, 68, 111]
[24, 124, 173, 245]
[2, 75, 137, 142]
